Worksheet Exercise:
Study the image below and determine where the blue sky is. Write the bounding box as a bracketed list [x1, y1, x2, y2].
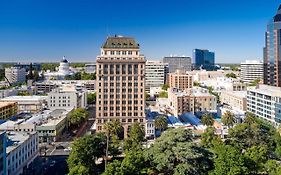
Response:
[0, 0, 279, 63]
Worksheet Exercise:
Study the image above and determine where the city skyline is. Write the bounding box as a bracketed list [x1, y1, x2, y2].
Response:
[0, 0, 279, 63]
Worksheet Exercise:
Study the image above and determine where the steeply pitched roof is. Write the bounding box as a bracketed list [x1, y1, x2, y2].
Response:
[102, 36, 139, 49]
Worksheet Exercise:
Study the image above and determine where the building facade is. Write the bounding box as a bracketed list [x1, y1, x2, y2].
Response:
[96, 36, 146, 136]
[4, 67, 26, 85]
[0, 102, 17, 120]
[47, 85, 87, 110]
[221, 91, 247, 111]
[247, 85, 281, 126]
[240, 60, 264, 83]
[145, 61, 167, 91]
[6, 131, 38, 175]
[168, 87, 217, 116]
[84, 63, 96, 74]
[264, 5, 281, 87]
[168, 70, 193, 91]
[163, 56, 191, 73]
[193, 49, 215, 70]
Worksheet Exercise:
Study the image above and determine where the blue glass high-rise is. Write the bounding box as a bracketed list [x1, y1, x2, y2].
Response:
[192, 49, 215, 70]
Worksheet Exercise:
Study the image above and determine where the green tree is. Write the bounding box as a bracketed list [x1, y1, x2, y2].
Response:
[225, 72, 237, 78]
[67, 134, 106, 174]
[201, 126, 222, 148]
[33, 70, 39, 81]
[211, 143, 249, 175]
[162, 84, 169, 91]
[154, 115, 168, 132]
[145, 128, 212, 175]
[221, 110, 235, 128]
[69, 108, 89, 127]
[244, 146, 268, 174]
[249, 79, 260, 86]
[87, 92, 96, 104]
[68, 164, 90, 175]
[201, 113, 214, 127]
[124, 123, 145, 150]
[104, 120, 123, 167]
[159, 91, 168, 98]
[27, 63, 33, 80]
[264, 160, 281, 175]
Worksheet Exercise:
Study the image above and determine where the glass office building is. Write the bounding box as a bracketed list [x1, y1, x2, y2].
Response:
[264, 5, 281, 87]
[192, 49, 215, 70]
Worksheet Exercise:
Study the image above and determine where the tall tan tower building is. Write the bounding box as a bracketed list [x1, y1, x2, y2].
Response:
[95, 36, 146, 136]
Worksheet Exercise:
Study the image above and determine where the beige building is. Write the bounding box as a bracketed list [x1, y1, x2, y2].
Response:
[95, 36, 146, 136]
[168, 87, 217, 116]
[168, 70, 193, 91]
[0, 96, 47, 113]
[0, 102, 17, 120]
[221, 91, 247, 111]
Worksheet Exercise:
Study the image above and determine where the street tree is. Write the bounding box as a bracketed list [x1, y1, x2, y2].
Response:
[124, 123, 145, 150]
[69, 108, 89, 127]
[67, 134, 106, 174]
[145, 128, 212, 175]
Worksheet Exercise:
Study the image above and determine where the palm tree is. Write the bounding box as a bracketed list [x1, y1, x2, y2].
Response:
[155, 115, 168, 132]
[104, 119, 122, 168]
[201, 113, 214, 127]
[244, 112, 256, 125]
[221, 110, 235, 128]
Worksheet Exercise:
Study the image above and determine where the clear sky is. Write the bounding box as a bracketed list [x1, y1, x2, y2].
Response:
[0, 0, 280, 63]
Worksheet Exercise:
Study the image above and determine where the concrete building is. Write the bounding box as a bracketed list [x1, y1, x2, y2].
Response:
[193, 49, 215, 70]
[240, 60, 264, 83]
[48, 85, 87, 110]
[0, 89, 18, 99]
[145, 61, 167, 91]
[168, 70, 193, 91]
[0, 96, 47, 113]
[84, 63, 96, 74]
[264, 5, 281, 87]
[168, 87, 217, 116]
[247, 85, 281, 126]
[201, 77, 247, 92]
[163, 56, 192, 73]
[221, 91, 247, 111]
[35, 82, 57, 94]
[13, 63, 41, 72]
[4, 67, 26, 85]
[0, 102, 17, 120]
[95, 36, 146, 136]
[188, 70, 227, 82]
[5, 131, 38, 175]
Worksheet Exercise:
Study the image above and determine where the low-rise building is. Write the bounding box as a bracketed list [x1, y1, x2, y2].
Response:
[0, 102, 17, 120]
[0, 89, 18, 99]
[48, 85, 87, 110]
[6, 131, 38, 175]
[168, 87, 217, 116]
[0, 96, 47, 113]
[35, 82, 57, 94]
[0, 109, 72, 143]
[5, 67, 26, 85]
[84, 63, 96, 74]
[221, 91, 247, 111]
[168, 70, 193, 91]
[201, 77, 246, 92]
[247, 85, 281, 126]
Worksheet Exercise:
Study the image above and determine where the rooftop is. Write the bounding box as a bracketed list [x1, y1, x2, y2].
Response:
[0, 96, 47, 102]
[221, 90, 247, 98]
[6, 131, 37, 154]
[249, 84, 281, 97]
[102, 36, 139, 49]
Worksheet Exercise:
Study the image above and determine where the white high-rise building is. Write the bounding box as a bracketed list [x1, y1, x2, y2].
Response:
[247, 85, 281, 126]
[145, 61, 167, 91]
[5, 67, 26, 85]
[240, 60, 263, 83]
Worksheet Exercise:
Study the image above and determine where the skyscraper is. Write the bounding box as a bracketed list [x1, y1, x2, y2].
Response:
[95, 36, 146, 137]
[264, 5, 281, 87]
[145, 61, 167, 91]
[192, 49, 215, 70]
